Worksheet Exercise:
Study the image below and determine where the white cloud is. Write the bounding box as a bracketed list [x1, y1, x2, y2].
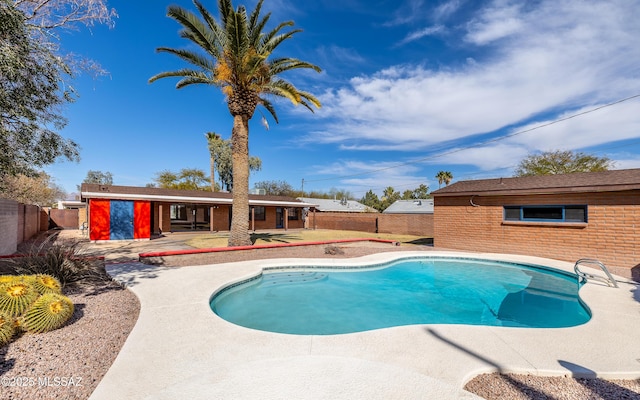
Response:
[305, 0, 640, 166]
[398, 25, 445, 45]
[308, 160, 428, 196]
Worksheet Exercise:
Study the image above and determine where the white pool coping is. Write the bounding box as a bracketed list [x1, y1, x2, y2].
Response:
[90, 251, 640, 400]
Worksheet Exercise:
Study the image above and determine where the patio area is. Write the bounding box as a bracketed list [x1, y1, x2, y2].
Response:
[90, 251, 640, 400]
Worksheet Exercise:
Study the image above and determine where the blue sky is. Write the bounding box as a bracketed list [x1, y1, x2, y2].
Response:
[45, 0, 640, 198]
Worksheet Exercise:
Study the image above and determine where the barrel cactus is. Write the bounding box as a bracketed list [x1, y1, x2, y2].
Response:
[31, 274, 62, 295]
[0, 310, 15, 347]
[0, 275, 16, 284]
[20, 293, 74, 334]
[0, 281, 39, 317]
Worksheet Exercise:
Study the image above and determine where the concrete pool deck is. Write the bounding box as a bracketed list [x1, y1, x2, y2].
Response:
[90, 252, 640, 400]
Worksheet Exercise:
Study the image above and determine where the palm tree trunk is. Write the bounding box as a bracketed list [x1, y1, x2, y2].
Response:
[210, 156, 216, 191]
[228, 115, 252, 247]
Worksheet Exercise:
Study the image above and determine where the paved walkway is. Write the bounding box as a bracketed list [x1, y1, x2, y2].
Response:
[89, 251, 640, 400]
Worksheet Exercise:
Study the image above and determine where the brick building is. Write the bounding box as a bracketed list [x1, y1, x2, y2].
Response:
[81, 184, 316, 241]
[431, 169, 640, 280]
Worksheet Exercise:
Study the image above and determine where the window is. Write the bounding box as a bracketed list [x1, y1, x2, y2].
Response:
[504, 205, 587, 223]
[170, 204, 187, 220]
[251, 206, 266, 221]
[288, 208, 298, 220]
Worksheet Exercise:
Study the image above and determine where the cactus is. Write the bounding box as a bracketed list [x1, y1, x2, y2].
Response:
[31, 274, 62, 295]
[0, 275, 16, 284]
[0, 310, 15, 347]
[0, 281, 39, 317]
[20, 293, 74, 334]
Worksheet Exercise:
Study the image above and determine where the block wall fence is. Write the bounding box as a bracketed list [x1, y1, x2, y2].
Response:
[311, 212, 434, 237]
[0, 199, 46, 255]
[434, 191, 639, 280]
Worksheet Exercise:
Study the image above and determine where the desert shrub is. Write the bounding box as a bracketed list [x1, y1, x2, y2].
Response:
[6, 234, 113, 289]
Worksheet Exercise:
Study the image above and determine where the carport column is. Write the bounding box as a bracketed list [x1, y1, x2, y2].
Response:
[284, 208, 288, 231]
[313, 209, 316, 230]
[210, 206, 215, 232]
[251, 207, 255, 232]
[158, 204, 163, 235]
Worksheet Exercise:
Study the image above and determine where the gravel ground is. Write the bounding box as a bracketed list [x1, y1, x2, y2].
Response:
[2, 239, 639, 399]
[0, 285, 139, 400]
[465, 373, 640, 399]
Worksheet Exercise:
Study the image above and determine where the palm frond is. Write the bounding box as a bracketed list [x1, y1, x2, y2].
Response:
[270, 58, 322, 75]
[154, 47, 216, 72]
[226, 5, 250, 60]
[259, 22, 296, 53]
[176, 74, 218, 89]
[149, 68, 208, 84]
[258, 97, 279, 123]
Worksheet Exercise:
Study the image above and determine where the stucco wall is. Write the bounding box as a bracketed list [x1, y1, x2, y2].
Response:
[434, 191, 640, 279]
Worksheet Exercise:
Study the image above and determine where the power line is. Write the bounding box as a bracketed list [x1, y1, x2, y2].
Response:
[303, 93, 640, 184]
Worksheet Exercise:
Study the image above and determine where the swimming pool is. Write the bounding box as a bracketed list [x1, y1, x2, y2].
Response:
[210, 257, 591, 335]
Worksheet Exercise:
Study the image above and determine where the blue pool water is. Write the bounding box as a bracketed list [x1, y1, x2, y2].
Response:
[210, 257, 591, 335]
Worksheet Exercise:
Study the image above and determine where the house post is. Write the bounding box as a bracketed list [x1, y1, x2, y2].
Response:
[210, 206, 215, 232]
[284, 208, 288, 231]
[158, 204, 163, 235]
[251, 207, 255, 232]
[313, 208, 316, 230]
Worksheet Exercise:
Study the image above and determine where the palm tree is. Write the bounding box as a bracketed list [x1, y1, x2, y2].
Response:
[435, 171, 453, 188]
[205, 132, 223, 191]
[150, 0, 321, 246]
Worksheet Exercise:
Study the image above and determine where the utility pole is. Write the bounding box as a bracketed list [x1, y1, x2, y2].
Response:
[301, 178, 305, 196]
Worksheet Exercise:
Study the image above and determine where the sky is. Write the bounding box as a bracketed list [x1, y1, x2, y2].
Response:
[45, 0, 640, 198]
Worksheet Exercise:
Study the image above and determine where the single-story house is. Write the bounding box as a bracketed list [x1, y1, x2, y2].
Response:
[297, 197, 376, 213]
[431, 168, 640, 280]
[81, 184, 316, 241]
[382, 199, 434, 214]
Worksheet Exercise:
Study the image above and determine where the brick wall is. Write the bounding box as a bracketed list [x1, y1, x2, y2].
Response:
[434, 191, 640, 279]
[311, 212, 434, 237]
[0, 199, 18, 255]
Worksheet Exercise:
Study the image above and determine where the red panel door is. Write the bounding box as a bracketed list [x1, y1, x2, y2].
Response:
[90, 199, 110, 241]
[134, 201, 151, 239]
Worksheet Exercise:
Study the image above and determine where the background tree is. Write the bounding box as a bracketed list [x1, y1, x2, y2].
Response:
[1, 1, 116, 177]
[0, 172, 64, 206]
[401, 190, 415, 200]
[379, 186, 400, 211]
[216, 139, 262, 192]
[435, 171, 453, 188]
[150, 0, 321, 247]
[514, 150, 613, 176]
[254, 180, 296, 197]
[205, 132, 223, 191]
[153, 168, 211, 191]
[77, 170, 113, 190]
[1, 1, 78, 176]
[360, 190, 381, 212]
[413, 183, 430, 198]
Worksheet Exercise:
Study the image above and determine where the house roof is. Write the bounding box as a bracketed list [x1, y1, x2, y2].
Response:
[297, 197, 377, 213]
[431, 168, 640, 197]
[382, 199, 434, 214]
[81, 184, 316, 208]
